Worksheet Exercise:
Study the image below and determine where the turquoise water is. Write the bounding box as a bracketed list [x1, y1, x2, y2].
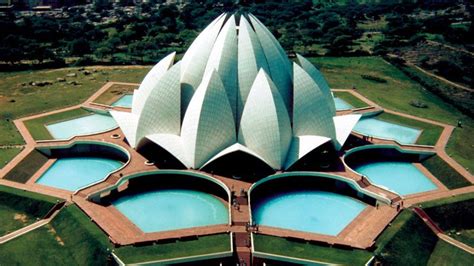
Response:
[113, 189, 228, 233]
[334, 97, 353, 110]
[46, 113, 117, 139]
[354, 161, 437, 195]
[252, 190, 366, 236]
[111, 94, 133, 108]
[354, 117, 421, 144]
[36, 157, 123, 191]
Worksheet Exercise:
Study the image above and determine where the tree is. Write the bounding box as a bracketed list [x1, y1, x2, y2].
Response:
[68, 38, 91, 56]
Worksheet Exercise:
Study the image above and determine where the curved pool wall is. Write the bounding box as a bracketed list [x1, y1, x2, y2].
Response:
[353, 113, 421, 144]
[37, 141, 131, 191]
[36, 157, 123, 191]
[93, 170, 232, 224]
[112, 189, 228, 233]
[38, 141, 130, 162]
[344, 145, 437, 196]
[248, 172, 390, 235]
[45, 111, 117, 140]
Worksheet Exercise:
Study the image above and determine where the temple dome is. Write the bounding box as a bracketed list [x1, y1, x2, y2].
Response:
[111, 13, 360, 170]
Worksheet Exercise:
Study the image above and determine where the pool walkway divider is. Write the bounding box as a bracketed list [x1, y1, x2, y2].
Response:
[412, 207, 474, 255]
[0, 201, 66, 245]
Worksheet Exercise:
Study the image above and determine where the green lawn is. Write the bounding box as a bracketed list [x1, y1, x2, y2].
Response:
[424, 198, 474, 247]
[23, 108, 91, 140]
[0, 147, 22, 169]
[0, 66, 150, 145]
[0, 205, 112, 265]
[333, 91, 368, 108]
[0, 185, 57, 236]
[114, 234, 231, 264]
[311, 56, 473, 173]
[421, 155, 471, 189]
[427, 239, 474, 265]
[3, 149, 49, 183]
[374, 210, 438, 265]
[376, 112, 443, 146]
[93, 83, 138, 105]
[253, 234, 372, 265]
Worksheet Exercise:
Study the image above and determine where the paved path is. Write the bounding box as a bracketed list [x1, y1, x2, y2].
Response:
[413, 207, 474, 254]
[0, 206, 63, 245]
[0, 81, 472, 265]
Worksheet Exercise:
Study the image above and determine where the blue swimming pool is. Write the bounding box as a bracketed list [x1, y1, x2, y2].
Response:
[113, 189, 228, 233]
[252, 190, 366, 236]
[353, 161, 437, 195]
[111, 94, 133, 108]
[46, 113, 117, 139]
[36, 157, 123, 191]
[334, 97, 353, 110]
[353, 117, 421, 144]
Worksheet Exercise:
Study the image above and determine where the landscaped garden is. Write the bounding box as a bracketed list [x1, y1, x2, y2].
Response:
[374, 209, 473, 265]
[310, 56, 473, 173]
[423, 193, 474, 247]
[0, 185, 58, 235]
[0, 66, 150, 145]
[252, 234, 372, 265]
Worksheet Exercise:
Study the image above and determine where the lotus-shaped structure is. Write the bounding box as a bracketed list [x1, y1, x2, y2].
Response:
[111, 13, 360, 170]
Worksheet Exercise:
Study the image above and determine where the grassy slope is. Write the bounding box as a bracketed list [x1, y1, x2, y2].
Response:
[3, 149, 49, 183]
[374, 210, 438, 265]
[114, 234, 231, 264]
[311, 56, 473, 173]
[93, 83, 138, 105]
[23, 108, 91, 140]
[377, 112, 443, 145]
[0, 66, 150, 145]
[0, 147, 22, 169]
[421, 155, 470, 189]
[0, 205, 112, 265]
[253, 234, 372, 265]
[428, 240, 474, 266]
[0, 185, 57, 235]
[424, 198, 474, 247]
[333, 91, 368, 108]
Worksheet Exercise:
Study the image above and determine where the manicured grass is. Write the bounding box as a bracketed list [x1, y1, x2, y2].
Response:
[0, 185, 57, 235]
[0, 226, 73, 265]
[3, 149, 49, 183]
[50, 205, 112, 264]
[374, 210, 438, 265]
[333, 91, 368, 108]
[421, 155, 471, 189]
[310, 56, 473, 173]
[23, 108, 91, 140]
[374, 210, 412, 252]
[0, 147, 22, 169]
[0, 205, 112, 265]
[93, 83, 138, 105]
[428, 239, 474, 265]
[421, 192, 474, 209]
[0, 66, 150, 145]
[114, 234, 231, 264]
[253, 234, 372, 265]
[424, 198, 474, 247]
[376, 112, 443, 146]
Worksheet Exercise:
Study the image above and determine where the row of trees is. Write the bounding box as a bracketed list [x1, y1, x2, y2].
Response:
[0, 0, 471, 67]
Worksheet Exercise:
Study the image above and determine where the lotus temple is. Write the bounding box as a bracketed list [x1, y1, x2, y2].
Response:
[1, 13, 472, 265]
